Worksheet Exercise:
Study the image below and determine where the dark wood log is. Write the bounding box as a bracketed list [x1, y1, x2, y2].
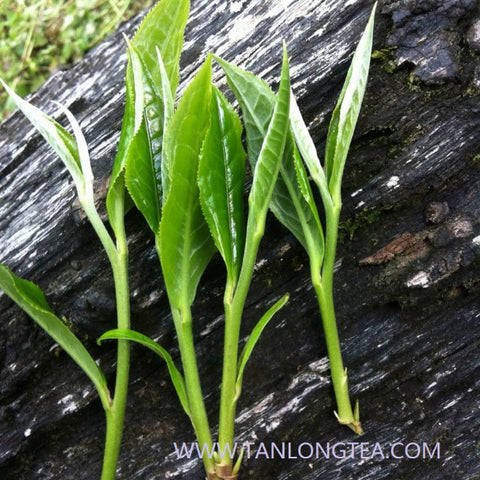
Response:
[0, 0, 479, 478]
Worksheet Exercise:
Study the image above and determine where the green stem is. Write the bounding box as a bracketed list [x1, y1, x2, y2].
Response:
[172, 307, 217, 478]
[82, 195, 131, 479]
[100, 250, 131, 479]
[217, 215, 264, 475]
[217, 279, 239, 473]
[312, 202, 362, 434]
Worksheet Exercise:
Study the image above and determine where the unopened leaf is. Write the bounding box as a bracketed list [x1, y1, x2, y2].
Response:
[325, 5, 376, 199]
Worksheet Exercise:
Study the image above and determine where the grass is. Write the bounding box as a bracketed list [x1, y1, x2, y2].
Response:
[0, 0, 154, 122]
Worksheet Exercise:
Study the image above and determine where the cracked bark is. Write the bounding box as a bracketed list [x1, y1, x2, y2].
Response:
[0, 1, 479, 479]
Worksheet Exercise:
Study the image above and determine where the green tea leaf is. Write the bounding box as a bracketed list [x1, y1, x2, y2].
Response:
[291, 138, 324, 262]
[246, 45, 291, 236]
[214, 55, 322, 253]
[54, 102, 94, 205]
[0, 264, 110, 410]
[133, 0, 189, 97]
[325, 5, 376, 199]
[235, 293, 289, 401]
[156, 46, 175, 206]
[124, 41, 162, 233]
[289, 92, 329, 201]
[159, 58, 215, 309]
[0, 80, 83, 193]
[107, 0, 190, 235]
[213, 56, 272, 169]
[98, 328, 190, 417]
[198, 86, 246, 283]
[106, 42, 144, 237]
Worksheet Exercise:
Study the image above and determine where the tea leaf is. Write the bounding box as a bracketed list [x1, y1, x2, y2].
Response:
[198, 86, 246, 283]
[159, 58, 215, 309]
[98, 329, 190, 417]
[0, 264, 110, 410]
[235, 293, 289, 401]
[216, 51, 321, 252]
[213, 56, 272, 169]
[155, 47, 175, 206]
[133, 0, 189, 98]
[247, 45, 291, 234]
[291, 139, 324, 262]
[107, 0, 190, 235]
[106, 42, 145, 237]
[54, 102, 94, 204]
[325, 5, 375, 200]
[289, 92, 329, 201]
[0, 80, 84, 193]
[124, 41, 162, 233]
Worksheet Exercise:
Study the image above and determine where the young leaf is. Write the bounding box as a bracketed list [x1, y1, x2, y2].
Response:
[54, 102, 94, 205]
[158, 58, 216, 309]
[235, 293, 289, 401]
[133, 0, 189, 97]
[289, 92, 329, 203]
[198, 86, 246, 283]
[107, 0, 190, 234]
[325, 4, 376, 199]
[213, 56, 272, 169]
[106, 42, 145, 237]
[0, 80, 83, 193]
[0, 264, 110, 410]
[124, 41, 162, 233]
[247, 45, 291, 235]
[98, 329, 190, 417]
[156, 46, 175, 206]
[214, 55, 322, 253]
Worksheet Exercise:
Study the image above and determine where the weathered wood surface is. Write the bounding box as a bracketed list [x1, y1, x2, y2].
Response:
[0, 0, 479, 478]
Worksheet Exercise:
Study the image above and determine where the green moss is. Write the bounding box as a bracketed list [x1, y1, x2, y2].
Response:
[339, 207, 382, 242]
[371, 48, 397, 74]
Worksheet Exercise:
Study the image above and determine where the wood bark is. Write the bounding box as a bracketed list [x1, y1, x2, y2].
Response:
[0, 0, 479, 479]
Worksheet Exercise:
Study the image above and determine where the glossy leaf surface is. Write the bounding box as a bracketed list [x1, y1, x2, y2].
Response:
[159, 59, 215, 309]
[198, 86, 246, 283]
[325, 5, 376, 198]
[107, 0, 189, 234]
[213, 56, 272, 169]
[156, 46, 175, 206]
[98, 328, 190, 417]
[235, 294, 289, 400]
[133, 0, 189, 97]
[0, 264, 110, 410]
[124, 42, 162, 233]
